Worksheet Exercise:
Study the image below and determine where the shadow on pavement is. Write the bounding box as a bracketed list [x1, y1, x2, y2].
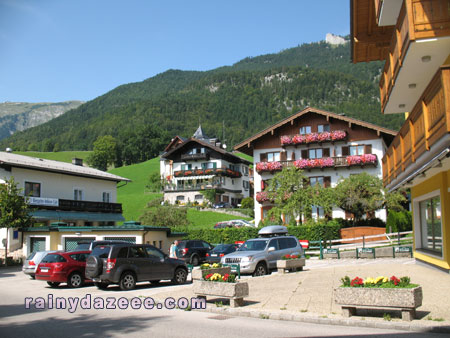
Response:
[0, 314, 164, 337]
[0, 303, 49, 319]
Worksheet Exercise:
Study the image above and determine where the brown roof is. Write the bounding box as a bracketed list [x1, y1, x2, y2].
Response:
[162, 137, 251, 165]
[233, 107, 397, 156]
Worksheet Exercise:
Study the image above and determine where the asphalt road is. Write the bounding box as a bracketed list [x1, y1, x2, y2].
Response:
[0, 266, 446, 338]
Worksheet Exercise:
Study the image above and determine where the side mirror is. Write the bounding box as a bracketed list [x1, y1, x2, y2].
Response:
[268, 247, 275, 252]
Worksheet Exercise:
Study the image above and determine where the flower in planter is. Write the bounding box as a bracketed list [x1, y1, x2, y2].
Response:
[342, 275, 416, 288]
[318, 131, 331, 142]
[267, 161, 282, 171]
[200, 263, 222, 270]
[184, 170, 193, 176]
[204, 272, 236, 283]
[281, 254, 300, 260]
[305, 132, 319, 143]
[331, 130, 346, 140]
[256, 162, 269, 172]
[256, 191, 269, 203]
[280, 135, 292, 145]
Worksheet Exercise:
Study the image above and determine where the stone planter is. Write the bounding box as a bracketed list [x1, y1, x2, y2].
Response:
[276, 258, 305, 274]
[193, 280, 249, 307]
[334, 286, 423, 321]
[191, 266, 231, 280]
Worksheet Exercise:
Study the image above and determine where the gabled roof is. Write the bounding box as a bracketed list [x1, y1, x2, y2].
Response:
[234, 107, 397, 156]
[161, 137, 251, 165]
[193, 125, 210, 140]
[164, 135, 186, 152]
[0, 152, 131, 182]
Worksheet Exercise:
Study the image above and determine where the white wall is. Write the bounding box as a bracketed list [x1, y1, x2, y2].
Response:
[6, 167, 118, 202]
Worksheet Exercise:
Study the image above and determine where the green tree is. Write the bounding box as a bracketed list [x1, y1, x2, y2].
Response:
[146, 172, 163, 192]
[139, 204, 189, 228]
[200, 189, 219, 206]
[87, 135, 117, 171]
[0, 177, 33, 266]
[335, 173, 406, 224]
[240, 197, 254, 210]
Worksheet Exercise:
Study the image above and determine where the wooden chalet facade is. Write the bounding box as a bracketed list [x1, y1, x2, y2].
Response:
[351, 0, 450, 272]
[234, 107, 396, 225]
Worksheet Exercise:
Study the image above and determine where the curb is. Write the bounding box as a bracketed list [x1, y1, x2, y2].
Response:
[198, 306, 450, 333]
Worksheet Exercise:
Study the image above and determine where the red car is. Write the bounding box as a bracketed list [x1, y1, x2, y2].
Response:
[35, 251, 91, 288]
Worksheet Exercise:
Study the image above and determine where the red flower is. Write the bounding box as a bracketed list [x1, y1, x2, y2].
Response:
[204, 273, 213, 280]
[284, 254, 291, 259]
[350, 277, 363, 287]
[390, 276, 400, 286]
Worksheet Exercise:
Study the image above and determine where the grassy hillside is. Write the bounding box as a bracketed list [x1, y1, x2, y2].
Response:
[14, 151, 92, 163]
[108, 157, 251, 228]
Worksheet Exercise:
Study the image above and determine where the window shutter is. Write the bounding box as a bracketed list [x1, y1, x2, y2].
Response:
[261, 180, 265, 190]
[260, 153, 267, 162]
[342, 146, 349, 156]
[364, 144, 372, 154]
[213, 162, 217, 169]
[290, 152, 296, 160]
[280, 151, 287, 161]
[323, 148, 330, 157]
[324, 176, 331, 188]
[301, 150, 308, 159]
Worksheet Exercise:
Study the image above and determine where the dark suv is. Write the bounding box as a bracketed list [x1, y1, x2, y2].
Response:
[85, 243, 188, 290]
[177, 240, 214, 266]
[74, 240, 129, 251]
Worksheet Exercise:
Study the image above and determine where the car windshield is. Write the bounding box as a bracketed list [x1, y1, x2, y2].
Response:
[74, 243, 90, 251]
[238, 240, 268, 251]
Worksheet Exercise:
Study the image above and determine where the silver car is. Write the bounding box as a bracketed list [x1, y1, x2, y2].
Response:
[23, 251, 58, 279]
[221, 226, 304, 276]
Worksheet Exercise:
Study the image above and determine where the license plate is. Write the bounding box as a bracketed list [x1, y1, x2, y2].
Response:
[40, 268, 48, 272]
[211, 254, 218, 257]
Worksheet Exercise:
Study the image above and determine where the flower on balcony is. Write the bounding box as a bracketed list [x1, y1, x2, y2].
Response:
[331, 130, 346, 141]
[256, 162, 269, 172]
[174, 171, 183, 177]
[292, 134, 306, 144]
[205, 169, 213, 174]
[318, 131, 331, 142]
[305, 132, 319, 143]
[195, 169, 204, 175]
[256, 191, 269, 203]
[184, 170, 193, 176]
[268, 161, 282, 171]
[346, 154, 377, 166]
[280, 135, 293, 145]
[293, 157, 334, 169]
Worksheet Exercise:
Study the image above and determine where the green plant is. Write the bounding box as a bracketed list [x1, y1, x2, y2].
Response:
[341, 275, 418, 288]
[204, 273, 236, 283]
[259, 314, 269, 319]
[386, 210, 412, 233]
[280, 307, 287, 310]
[215, 301, 223, 307]
[240, 197, 254, 210]
[383, 313, 391, 321]
[300, 309, 308, 313]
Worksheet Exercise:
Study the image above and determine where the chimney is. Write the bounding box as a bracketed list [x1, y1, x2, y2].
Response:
[72, 158, 83, 166]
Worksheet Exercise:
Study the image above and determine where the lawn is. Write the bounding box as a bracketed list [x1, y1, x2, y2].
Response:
[187, 208, 252, 229]
[108, 158, 162, 222]
[15, 151, 92, 163]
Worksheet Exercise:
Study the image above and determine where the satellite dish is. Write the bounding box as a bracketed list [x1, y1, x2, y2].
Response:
[6, 148, 12, 153]
[222, 144, 227, 149]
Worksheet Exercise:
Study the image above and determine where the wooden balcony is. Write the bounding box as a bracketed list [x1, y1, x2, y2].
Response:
[180, 153, 210, 161]
[173, 167, 241, 178]
[380, 0, 450, 113]
[35, 199, 123, 213]
[383, 65, 450, 185]
[164, 183, 224, 192]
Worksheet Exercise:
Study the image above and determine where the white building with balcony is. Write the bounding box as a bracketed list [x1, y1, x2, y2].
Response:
[161, 127, 251, 206]
[234, 107, 397, 225]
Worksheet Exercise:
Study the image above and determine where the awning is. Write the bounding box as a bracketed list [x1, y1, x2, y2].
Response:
[175, 175, 215, 180]
[30, 210, 125, 222]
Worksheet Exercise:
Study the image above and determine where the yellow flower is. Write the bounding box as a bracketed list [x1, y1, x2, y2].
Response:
[364, 277, 375, 285]
[382, 277, 388, 283]
[374, 276, 384, 284]
[202, 263, 210, 268]
[212, 263, 220, 268]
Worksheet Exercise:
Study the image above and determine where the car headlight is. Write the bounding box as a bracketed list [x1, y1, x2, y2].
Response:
[241, 256, 253, 262]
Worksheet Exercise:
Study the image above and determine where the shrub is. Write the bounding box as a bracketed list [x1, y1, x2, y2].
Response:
[240, 197, 254, 210]
[334, 217, 385, 228]
[386, 210, 412, 233]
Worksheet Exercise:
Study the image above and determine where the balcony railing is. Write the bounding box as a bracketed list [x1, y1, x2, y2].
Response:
[30, 198, 123, 213]
[380, 0, 450, 112]
[164, 183, 224, 192]
[173, 167, 242, 178]
[280, 130, 347, 146]
[180, 153, 210, 161]
[256, 154, 378, 173]
[383, 65, 450, 186]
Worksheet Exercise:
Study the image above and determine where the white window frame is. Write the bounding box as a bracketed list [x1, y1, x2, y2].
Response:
[102, 191, 112, 203]
[73, 188, 84, 201]
[24, 180, 42, 197]
[413, 189, 443, 259]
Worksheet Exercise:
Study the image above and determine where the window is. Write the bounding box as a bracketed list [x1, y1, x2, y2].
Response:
[267, 152, 280, 162]
[268, 239, 280, 251]
[70, 253, 89, 262]
[299, 126, 311, 135]
[318, 124, 330, 133]
[243, 180, 249, 190]
[195, 194, 203, 200]
[145, 246, 165, 259]
[309, 148, 323, 159]
[74, 189, 83, 201]
[419, 196, 442, 255]
[312, 206, 325, 219]
[129, 246, 147, 258]
[42, 254, 66, 263]
[25, 182, 40, 197]
[279, 238, 298, 249]
[176, 195, 185, 201]
[243, 166, 249, 176]
[181, 164, 192, 170]
[350, 145, 365, 156]
[310, 177, 324, 187]
[102, 192, 111, 203]
[117, 247, 128, 258]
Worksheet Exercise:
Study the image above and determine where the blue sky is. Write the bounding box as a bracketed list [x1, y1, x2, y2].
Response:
[0, 0, 350, 103]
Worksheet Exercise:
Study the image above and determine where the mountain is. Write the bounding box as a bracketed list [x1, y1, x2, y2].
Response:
[0, 101, 83, 141]
[0, 39, 404, 161]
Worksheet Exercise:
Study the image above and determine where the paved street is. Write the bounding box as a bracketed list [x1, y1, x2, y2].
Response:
[0, 267, 446, 338]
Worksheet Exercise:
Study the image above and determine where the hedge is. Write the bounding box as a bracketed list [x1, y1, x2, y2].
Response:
[174, 223, 341, 244]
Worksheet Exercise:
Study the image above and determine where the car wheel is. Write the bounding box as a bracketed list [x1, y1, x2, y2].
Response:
[172, 268, 187, 284]
[190, 255, 199, 266]
[68, 272, 84, 288]
[253, 263, 267, 277]
[94, 282, 109, 290]
[119, 272, 136, 291]
[47, 281, 60, 287]
[150, 280, 160, 285]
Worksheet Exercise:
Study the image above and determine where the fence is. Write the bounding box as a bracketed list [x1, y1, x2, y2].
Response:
[306, 231, 413, 259]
